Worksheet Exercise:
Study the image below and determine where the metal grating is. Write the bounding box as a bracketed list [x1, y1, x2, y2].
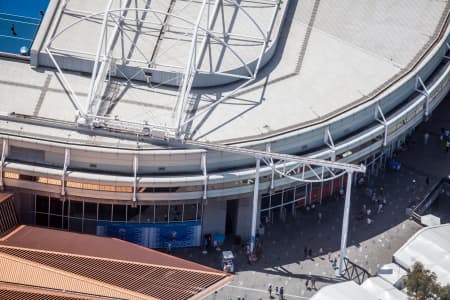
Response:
[0, 246, 227, 300]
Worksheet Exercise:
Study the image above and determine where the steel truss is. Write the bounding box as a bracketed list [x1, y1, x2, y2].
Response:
[45, 0, 281, 138]
[185, 139, 365, 275]
[44, 0, 364, 275]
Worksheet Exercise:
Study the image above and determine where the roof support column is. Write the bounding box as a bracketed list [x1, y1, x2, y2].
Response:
[339, 171, 353, 275]
[133, 154, 138, 202]
[0, 139, 8, 191]
[250, 157, 261, 253]
[375, 104, 388, 147]
[61, 148, 70, 199]
[444, 43, 450, 59]
[324, 127, 336, 161]
[201, 152, 208, 200]
[415, 76, 430, 118]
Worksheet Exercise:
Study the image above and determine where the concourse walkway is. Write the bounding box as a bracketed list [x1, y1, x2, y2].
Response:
[173, 94, 450, 300]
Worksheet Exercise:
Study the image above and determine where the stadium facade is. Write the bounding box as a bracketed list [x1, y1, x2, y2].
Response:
[0, 0, 449, 248]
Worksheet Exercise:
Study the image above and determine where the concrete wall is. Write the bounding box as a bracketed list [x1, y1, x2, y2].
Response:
[202, 198, 226, 235]
[236, 197, 253, 239]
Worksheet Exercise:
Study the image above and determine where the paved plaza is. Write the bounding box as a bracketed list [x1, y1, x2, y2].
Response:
[172, 95, 450, 300]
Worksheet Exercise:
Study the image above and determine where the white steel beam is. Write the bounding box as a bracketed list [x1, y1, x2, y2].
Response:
[415, 76, 430, 117]
[324, 127, 336, 161]
[86, 0, 132, 120]
[174, 0, 208, 136]
[187, 140, 366, 174]
[250, 158, 260, 253]
[0, 139, 8, 190]
[201, 152, 208, 200]
[338, 171, 353, 275]
[133, 154, 138, 202]
[445, 43, 450, 59]
[61, 148, 70, 197]
[86, 0, 115, 116]
[375, 104, 388, 147]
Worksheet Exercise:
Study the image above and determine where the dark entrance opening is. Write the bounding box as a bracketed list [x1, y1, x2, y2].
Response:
[225, 199, 239, 236]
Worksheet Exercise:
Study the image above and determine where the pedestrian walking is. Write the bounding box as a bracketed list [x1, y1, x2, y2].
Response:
[305, 278, 309, 289]
[279, 286, 284, 300]
[377, 203, 383, 214]
[304, 246, 307, 259]
[308, 248, 312, 258]
[268, 284, 272, 298]
[425, 176, 430, 185]
[317, 211, 322, 224]
[311, 276, 316, 290]
[424, 132, 430, 144]
[446, 140, 450, 152]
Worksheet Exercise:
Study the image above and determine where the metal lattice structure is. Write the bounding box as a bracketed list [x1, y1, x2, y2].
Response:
[42, 0, 367, 275]
[45, 0, 281, 139]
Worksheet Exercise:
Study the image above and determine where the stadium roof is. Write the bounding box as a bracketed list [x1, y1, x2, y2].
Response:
[0, 225, 233, 300]
[1, 0, 448, 145]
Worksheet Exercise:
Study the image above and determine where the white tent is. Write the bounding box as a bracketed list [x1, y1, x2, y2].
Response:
[310, 281, 378, 300]
[361, 277, 409, 300]
[393, 224, 450, 285]
[377, 263, 407, 289]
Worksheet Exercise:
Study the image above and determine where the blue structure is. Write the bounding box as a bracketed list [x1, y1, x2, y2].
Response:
[0, 0, 49, 55]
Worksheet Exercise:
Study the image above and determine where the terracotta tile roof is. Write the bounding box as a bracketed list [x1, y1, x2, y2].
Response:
[0, 226, 233, 300]
[0, 193, 14, 204]
[1, 226, 219, 273]
[0, 193, 18, 237]
[0, 282, 115, 300]
[0, 250, 148, 300]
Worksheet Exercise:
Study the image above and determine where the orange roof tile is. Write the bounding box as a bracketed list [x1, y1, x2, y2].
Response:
[0, 226, 233, 300]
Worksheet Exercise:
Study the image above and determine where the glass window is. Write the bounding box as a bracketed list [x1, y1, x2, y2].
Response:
[35, 213, 48, 227]
[63, 201, 68, 217]
[183, 203, 197, 221]
[112, 205, 126, 222]
[98, 203, 112, 221]
[49, 215, 62, 229]
[261, 194, 270, 210]
[169, 204, 182, 222]
[84, 202, 97, 220]
[69, 218, 82, 233]
[127, 205, 139, 223]
[140, 205, 154, 223]
[35, 195, 49, 213]
[83, 219, 97, 234]
[69, 200, 83, 218]
[270, 192, 282, 207]
[284, 189, 294, 204]
[50, 198, 62, 215]
[155, 205, 168, 223]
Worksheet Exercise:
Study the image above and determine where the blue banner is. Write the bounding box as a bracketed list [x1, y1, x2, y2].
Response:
[96, 221, 202, 249]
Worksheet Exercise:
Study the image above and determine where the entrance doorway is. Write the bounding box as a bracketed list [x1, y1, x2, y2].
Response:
[225, 199, 239, 236]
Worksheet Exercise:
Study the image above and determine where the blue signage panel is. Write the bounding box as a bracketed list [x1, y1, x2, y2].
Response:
[96, 221, 202, 249]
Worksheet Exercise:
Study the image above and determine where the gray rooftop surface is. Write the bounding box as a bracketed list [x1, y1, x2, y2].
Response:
[0, 0, 448, 146]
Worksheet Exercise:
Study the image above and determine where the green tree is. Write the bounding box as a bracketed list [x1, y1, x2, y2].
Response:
[438, 285, 450, 300]
[405, 262, 439, 300]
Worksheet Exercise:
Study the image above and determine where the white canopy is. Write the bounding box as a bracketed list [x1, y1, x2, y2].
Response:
[377, 263, 407, 288]
[361, 277, 409, 300]
[394, 224, 450, 285]
[310, 281, 378, 300]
